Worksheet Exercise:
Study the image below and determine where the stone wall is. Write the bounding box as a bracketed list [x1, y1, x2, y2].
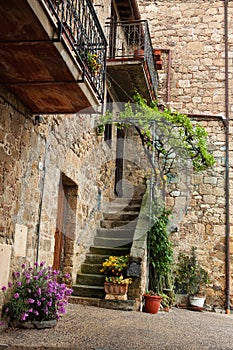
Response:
[138, 0, 233, 308]
[0, 84, 118, 292]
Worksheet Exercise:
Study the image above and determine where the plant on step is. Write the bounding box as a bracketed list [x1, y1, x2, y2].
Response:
[173, 247, 210, 297]
[147, 207, 175, 308]
[105, 276, 132, 285]
[100, 255, 131, 284]
[0, 262, 72, 327]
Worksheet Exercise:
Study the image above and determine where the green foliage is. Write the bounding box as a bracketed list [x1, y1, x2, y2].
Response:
[147, 208, 174, 307]
[174, 247, 210, 296]
[100, 93, 215, 173]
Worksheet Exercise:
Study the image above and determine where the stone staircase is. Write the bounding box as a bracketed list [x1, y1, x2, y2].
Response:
[70, 197, 143, 310]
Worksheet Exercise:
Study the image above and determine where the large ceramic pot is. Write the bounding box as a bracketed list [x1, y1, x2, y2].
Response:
[104, 282, 128, 295]
[189, 295, 206, 308]
[144, 294, 162, 314]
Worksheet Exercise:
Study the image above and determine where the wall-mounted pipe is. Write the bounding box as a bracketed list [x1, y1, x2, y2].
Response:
[224, 0, 230, 315]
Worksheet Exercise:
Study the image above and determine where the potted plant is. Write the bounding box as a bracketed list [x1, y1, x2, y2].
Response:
[143, 290, 162, 314]
[146, 208, 175, 312]
[174, 247, 210, 308]
[86, 52, 101, 74]
[0, 262, 72, 329]
[100, 255, 132, 298]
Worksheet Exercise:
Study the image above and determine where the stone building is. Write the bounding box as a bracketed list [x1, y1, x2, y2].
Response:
[0, 0, 232, 313]
[138, 0, 233, 311]
[0, 0, 157, 311]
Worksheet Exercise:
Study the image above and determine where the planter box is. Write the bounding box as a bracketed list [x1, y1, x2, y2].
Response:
[104, 282, 128, 295]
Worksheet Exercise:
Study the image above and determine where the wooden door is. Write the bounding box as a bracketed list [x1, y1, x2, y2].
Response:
[53, 178, 66, 271]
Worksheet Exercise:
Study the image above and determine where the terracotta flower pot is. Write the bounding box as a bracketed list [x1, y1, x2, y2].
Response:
[134, 49, 144, 60]
[104, 282, 128, 295]
[144, 294, 162, 314]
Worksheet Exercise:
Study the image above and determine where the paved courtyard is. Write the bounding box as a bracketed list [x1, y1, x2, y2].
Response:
[0, 303, 233, 350]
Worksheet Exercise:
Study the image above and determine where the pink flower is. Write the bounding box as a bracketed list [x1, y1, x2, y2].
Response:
[1, 286, 6, 291]
[21, 313, 28, 321]
[27, 298, 35, 304]
[14, 293, 19, 299]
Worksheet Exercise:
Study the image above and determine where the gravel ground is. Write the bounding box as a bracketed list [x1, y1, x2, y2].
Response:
[0, 304, 233, 350]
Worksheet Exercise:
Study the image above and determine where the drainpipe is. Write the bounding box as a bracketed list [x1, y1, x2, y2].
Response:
[36, 132, 50, 264]
[224, 0, 231, 315]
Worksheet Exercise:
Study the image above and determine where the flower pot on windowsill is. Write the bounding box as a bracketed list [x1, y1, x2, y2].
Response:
[134, 49, 144, 60]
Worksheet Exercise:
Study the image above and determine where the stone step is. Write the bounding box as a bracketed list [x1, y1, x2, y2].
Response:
[76, 273, 105, 286]
[85, 253, 110, 264]
[100, 219, 137, 229]
[103, 212, 139, 221]
[96, 227, 134, 239]
[81, 263, 102, 274]
[69, 296, 137, 311]
[89, 246, 130, 256]
[72, 285, 105, 299]
[94, 236, 132, 248]
[101, 203, 141, 213]
[107, 197, 142, 206]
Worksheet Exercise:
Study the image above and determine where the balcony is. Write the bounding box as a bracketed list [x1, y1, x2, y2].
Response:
[105, 20, 158, 103]
[0, 0, 107, 114]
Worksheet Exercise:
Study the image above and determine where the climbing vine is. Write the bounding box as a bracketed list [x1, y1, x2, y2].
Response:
[147, 208, 175, 306]
[100, 93, 215, 176]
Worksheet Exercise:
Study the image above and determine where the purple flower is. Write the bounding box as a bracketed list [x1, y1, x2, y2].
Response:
[58, 306, 66, 314]
[26, 279, 31, 284]
[64, 273, 71, 279]
[1, 286, 6, 291]
[28, 308, 33, 313]
[34, 276, 39, 281]
[13, 271, 20, 278]
[0, 321, 5, 326]
[21, 263, 26, 269]
[17, 281, 22, 287]
[47, 301, 52, 307]
[21, 313, 29, 321]
[14, 293, 19, 299]
[4, 308, 9, 313]
[8, 282, 13, 287]
[27, 298, 35, 304]
[34, 310, 39, 316]
[40, 262, 45, 267]
[34, 262, 38, 267]
[36, 300, 41, 306]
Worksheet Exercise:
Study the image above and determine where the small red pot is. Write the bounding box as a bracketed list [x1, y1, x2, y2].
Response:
[144, 294, 162, 314]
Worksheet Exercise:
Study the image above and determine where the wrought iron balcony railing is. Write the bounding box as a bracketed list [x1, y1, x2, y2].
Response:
[43, 0, 107, 103]
[105, 20, 158, 99]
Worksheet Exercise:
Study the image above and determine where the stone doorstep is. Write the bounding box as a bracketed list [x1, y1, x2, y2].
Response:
[105, 293, 127, 300]
[69, 296, 138, 311]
